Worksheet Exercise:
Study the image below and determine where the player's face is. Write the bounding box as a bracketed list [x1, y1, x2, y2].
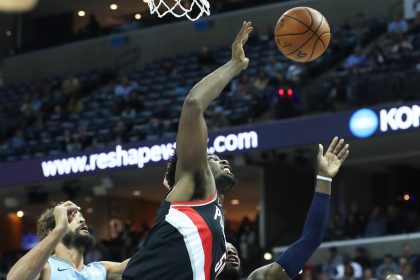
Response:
[68, 211, 90, 235]
[218, 243, 241, 279]
[208, 154, 237, 193]
[62, 211, 95, 249]
[225, 243, 240, 271]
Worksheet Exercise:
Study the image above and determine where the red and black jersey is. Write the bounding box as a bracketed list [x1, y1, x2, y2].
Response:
[123, 193, 227, 280]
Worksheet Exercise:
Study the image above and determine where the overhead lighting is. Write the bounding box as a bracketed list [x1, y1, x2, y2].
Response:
[86, 208, 94, 214]
[264, 252, 273, 261]
[110, 4, 118, 10]
[5, 30, 12, 37]
[17, 211, 24, 218]
[85, 196, 92, 202]
[230, 199, 240, 205]
[404, 194, 410, 201]
[133, 190, 142, 197]
[134, 13, 142, 20]
[77, 10, 86, 17]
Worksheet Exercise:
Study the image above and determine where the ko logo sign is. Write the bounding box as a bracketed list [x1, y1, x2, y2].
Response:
[349, 105, 420, 138]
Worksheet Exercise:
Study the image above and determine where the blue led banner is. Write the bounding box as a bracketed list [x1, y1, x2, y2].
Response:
[0, 101, 419, 187]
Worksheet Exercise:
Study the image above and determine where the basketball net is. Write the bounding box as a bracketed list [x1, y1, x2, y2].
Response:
[146, 0, 210, 21]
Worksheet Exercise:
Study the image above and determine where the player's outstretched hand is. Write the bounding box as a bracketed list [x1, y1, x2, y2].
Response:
[317, 137, 350, 178]
[231, 21, 253, 71]
[53, 201, 81, 233]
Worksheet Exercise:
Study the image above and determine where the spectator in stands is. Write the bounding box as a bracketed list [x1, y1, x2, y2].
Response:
[236, 74, 256, 97]
[86, 14, 101, 38]
[205, 105, 229, 130]
[174, 79, 191, 95]
[328, 213, 346, 241]
[10, 129, 27, 153]
[345, 212, 363, 239]
[286, 63, 304, 83]
[113, 121, 129, 144]
[120, 91, 144, 118]
[253, 70, 270, 91]
[364, 206, 386, 237]
[78, 127, 93, 150]
[403, 244, 420, 273]
[62, 74, 80, 96]
[402, 263, 418, 280]
[50, 105, 64, 122]
[386, 205, 404, 235]
[344, 46, 367, 69]
[348, 205, 365, 227]
[20, 94, 32, 117]
[264, 55, 285, 78]
[152, 102, 170, 122]
[390, 34, 413, 55]
[30, 93, 43, 113]
[364, 269, 377, 280]
[60, 130, 80, 152]
[322, 247, 343, 280]
[239, 217, 258, 269]
[336, 253, 363, 280]
[388, 14, 409, 35]
[354, 247, 372, 271]
[376, 254, 400, 280]
[197, 46, 216, 69]
[224, 219, 238, 249]
[352, 13, 370, 46]
[115, 76, 139, 99]
[369, 45, 388, 66]
[163, 61, 177, 77]
[408, 12, 420, 34]
[67, 96, 84, 113]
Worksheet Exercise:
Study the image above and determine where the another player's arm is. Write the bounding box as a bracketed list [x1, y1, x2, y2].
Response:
[166, 21, 253, 201]
[247, 138, 350, 280]
[101, 259, 130, 280]
[7, 202, 80, 280]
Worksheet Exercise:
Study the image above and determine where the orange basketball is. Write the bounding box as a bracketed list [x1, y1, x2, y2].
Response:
[275, 7, 331, 62]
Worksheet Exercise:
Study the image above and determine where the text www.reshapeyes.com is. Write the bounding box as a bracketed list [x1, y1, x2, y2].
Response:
[41, 131, 258, 177]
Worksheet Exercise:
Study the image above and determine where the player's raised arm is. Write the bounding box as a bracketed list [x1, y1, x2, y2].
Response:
[7, 201, 80, 280]
[247, 137, 350, 280]
[167, 21, 253, 201]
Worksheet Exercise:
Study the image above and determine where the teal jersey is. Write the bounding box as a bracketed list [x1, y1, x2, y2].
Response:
[48, 256, 107, 280]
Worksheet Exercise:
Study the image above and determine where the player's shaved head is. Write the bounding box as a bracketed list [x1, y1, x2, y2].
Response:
[385, 274, 404, 280]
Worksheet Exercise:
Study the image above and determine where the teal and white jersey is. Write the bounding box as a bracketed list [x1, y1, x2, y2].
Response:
[48, 256, 107, 280]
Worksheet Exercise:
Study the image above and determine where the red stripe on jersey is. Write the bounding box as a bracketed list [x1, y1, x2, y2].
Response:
[173, 206, 213, 280]
[170, 193, 217, 207]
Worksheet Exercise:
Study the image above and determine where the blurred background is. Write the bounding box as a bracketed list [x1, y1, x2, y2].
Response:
[1, 0, 420, 279]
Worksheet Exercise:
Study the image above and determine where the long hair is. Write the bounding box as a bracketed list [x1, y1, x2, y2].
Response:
[36, 206, 57, 241]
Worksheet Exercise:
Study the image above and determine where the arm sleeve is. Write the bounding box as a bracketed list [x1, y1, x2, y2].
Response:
[276, 192, 330, 278]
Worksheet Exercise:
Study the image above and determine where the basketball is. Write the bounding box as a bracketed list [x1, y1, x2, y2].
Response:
[275, 7, 330, 62]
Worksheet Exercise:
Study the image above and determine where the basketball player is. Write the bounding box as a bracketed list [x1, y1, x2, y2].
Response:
[7, 201, 129, 280]
[217, 137, 350, 280]
[123, 21, 253, 280]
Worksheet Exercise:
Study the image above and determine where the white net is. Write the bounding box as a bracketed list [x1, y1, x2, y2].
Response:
[146, 0, 210, 21]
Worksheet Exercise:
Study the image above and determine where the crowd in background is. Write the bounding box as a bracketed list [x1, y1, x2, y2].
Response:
[0, 12, 394, 161]
[325, 204, 419, 241]
[302, 245, 420, 280]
